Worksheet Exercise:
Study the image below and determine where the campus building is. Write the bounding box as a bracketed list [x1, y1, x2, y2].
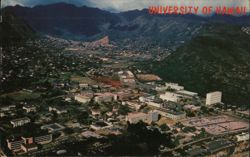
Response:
[206, 91, 222, 105]
[10, 117, 31, 128]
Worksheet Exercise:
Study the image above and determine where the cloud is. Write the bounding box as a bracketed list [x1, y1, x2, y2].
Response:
[2, 0, 88, 7]
[2, 0, 23, 7]
[2, 0, 249, 13]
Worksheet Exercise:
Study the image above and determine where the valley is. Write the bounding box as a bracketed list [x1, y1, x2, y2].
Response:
[0, 2, 249, 157]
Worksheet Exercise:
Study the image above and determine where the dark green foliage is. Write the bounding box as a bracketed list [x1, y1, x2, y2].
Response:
[160, 124, 170, 131]
[107, 121, 173, 155]
[182, 126, 196, 133]
[0, 11, 35, 46]
[118, 104, 130, 115]
[76, 111, 90, 124]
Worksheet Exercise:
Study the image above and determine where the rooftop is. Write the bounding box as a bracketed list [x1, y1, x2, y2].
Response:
[127, 112, 147, 118]
[75, 94, 93, 99]
[177, 90, 198, 96]
[205, 139, 234, 154]
[10, 117, 31, 123]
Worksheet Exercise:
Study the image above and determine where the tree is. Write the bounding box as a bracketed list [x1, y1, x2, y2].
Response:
[175, 122, 184, 129]
[64, 128, 74, 134]
[118, 104, 130, 115]
[186, 110, 195, 117]
[201, 106, 208, 114]
[77, 111, 89, 124]
[0, 96, 12, 105]
[51, 111, 58, 121]
[183, 126, 196, 133]
[109, 121, 173, 155]
[160, 124, 170, 131]
[199, 128, 207, 138]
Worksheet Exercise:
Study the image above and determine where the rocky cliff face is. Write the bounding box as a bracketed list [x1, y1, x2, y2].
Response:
[85, 36, 110, 48]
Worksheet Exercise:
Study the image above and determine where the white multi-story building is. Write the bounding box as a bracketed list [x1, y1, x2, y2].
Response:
[49, 106, 67, 114]
[206, 91, 222, 105]
[155, 109, 186, 120]
[75, 94, 92, 104]
[126, 101, 142, 110]
[165, 111, 186, 120]
[0, 112, 5, 118]
[10, 117, 31, 128]
[0, 105, 16, 111]
[160, 92, 181, 102]
[236, 133, 249, 142]
[94, 93, 117, 103]
[156, 83, 184, 92]
[165, 83, 184, 91]
[126, 112, 147, 124]
[177, 90, 198, 97]
[140, 95, 162, 108]
[139, 95, 155, 102]
[147, 111, 159, 122]
[146, 101, 162, 108]
[126, 111, 158, 124]
[23, 105, 36, 113]
[79, 83, 89, 88]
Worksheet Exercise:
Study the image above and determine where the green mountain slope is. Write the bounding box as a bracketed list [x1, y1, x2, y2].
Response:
[151, 24, 250, 106]
[0, 11, 34, 46]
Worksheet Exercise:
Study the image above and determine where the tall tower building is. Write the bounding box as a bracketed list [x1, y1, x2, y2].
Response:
[206, 91, 222, 105]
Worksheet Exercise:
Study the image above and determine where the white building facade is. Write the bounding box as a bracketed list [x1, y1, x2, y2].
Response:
[10, 117, 31, 128]
[236, 133, 249, 142]
[75, 94, 92, 104]
[206, 91, 222, 105]
[126, 111, 158, 124]
[160, 92, 180, 102]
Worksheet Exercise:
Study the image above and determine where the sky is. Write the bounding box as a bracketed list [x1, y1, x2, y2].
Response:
[2, 0, 249, 13]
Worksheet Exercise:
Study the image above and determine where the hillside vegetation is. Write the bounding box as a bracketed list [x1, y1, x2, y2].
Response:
[151, 24, 250, 106]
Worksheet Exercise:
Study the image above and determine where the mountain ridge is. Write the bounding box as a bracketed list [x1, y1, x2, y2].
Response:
[3, 3, 250, 47]
[0, 11, 35, 46]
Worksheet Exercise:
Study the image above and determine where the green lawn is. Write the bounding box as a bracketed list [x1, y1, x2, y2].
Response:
[70, 75, 97, 85]
[1, 90, 41, 101]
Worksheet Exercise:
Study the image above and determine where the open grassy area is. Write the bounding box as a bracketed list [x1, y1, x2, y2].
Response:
[157, 117, 176, 126]
[70, 75, 97, 85]
[1, 90, 41, 101]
